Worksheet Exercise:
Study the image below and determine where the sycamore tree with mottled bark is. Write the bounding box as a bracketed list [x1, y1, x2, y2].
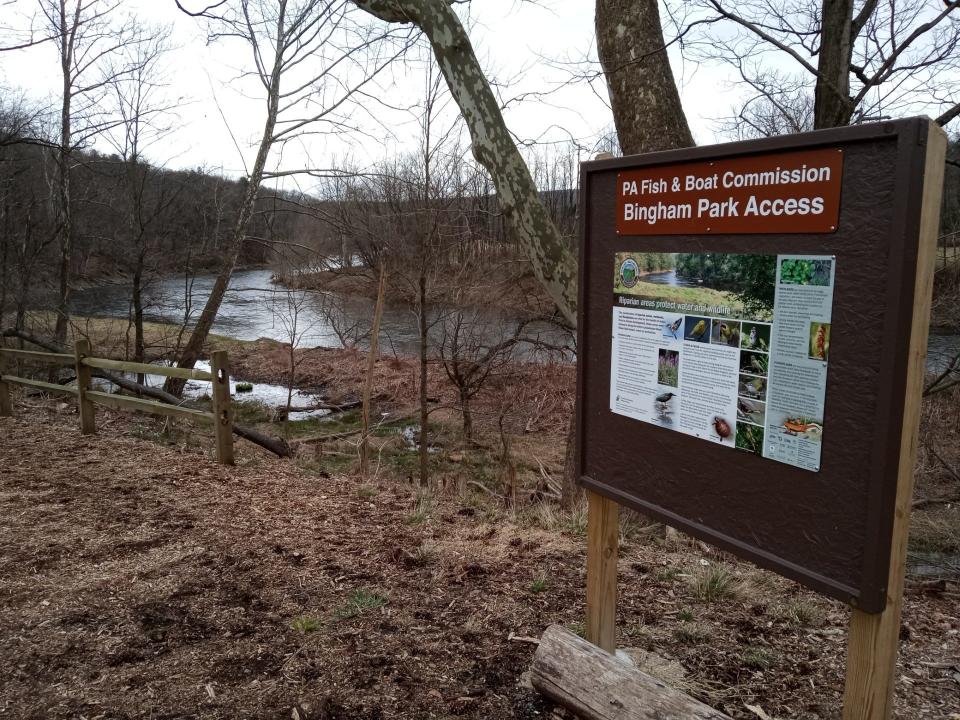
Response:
[347, 0, 694, 504]
[349, 0, 578, 325]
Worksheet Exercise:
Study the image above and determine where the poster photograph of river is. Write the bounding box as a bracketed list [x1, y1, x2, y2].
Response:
[611, 252, 777, 323]
[610, 251, 835, 472]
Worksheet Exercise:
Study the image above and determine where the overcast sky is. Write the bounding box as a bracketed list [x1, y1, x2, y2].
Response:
[0, 1, 794, 190]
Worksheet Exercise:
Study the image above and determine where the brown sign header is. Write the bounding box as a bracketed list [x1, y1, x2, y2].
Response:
[616, 148, 844, 235]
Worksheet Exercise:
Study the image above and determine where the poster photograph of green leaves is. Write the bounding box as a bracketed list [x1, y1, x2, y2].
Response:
[613, 252, 777, 322]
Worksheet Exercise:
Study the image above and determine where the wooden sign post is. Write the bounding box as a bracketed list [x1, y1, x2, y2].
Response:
[841, 121, 946, 719]
[576, 118, 947, 718]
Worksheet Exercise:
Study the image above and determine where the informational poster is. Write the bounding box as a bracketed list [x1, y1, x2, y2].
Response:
[610, 252, 835, 472]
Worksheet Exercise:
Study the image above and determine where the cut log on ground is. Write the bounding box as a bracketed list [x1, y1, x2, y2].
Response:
[2, 328, 291, 458]
[530, 625, 731, 720]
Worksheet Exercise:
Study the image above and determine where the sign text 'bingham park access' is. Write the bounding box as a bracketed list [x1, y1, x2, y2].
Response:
[616, 147, 844, 235]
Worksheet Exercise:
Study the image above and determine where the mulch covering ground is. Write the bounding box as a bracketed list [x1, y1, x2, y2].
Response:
[1, 407, 958, 720]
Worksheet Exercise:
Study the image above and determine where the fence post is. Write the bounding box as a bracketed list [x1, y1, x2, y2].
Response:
[0, 351, 11, 417]
[210, 350, 234, 465]
[74, 339, 96, 435]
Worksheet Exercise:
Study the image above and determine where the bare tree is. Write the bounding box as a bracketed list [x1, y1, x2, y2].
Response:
[667, 0, 960, 131]
[23, 1, 155, 348]
[270, 282, 315, 438]
[438, 302, 523, 442]
[99, 23, 177, 379]
[167, 0, 414, 395]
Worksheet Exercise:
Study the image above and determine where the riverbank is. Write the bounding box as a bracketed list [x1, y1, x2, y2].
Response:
[276, 265, 559, 317]
[5, 312, 958, 562]
[9, 312, 254, 361]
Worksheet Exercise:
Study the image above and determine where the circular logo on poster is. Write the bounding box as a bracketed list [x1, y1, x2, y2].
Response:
[619, 257, 640, 288]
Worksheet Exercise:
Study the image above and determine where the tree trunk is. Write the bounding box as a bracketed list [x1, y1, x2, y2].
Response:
[132, 254, 146, 385]
[593, 1, 694, 526]
[0, 212, 7, 332]
[165, 13, 286, 396]
[350, 0, 577, 325]
[595, 0, 694, 155]
[54, 0, 73, 349]
[361, 265, 387, 478]
[418, 272, 429, 486]
[814, 0, 855, 128]
[285, 343, 295, 440]
[460, 386, 472, 441]
[561, 410, 582, 508]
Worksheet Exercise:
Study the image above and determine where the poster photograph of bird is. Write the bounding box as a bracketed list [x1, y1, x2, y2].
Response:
[710, 320, 741, 347]
[737, 397, 766, 425]
[735, 421, 765, 454]
[738, 373, 767, 399]
[739, 350, 769, 377]
[740, 322, 771, 351]
[684, 316, 711, 342]
[653, 391, 677, 427]
[662, 315, 684, 340]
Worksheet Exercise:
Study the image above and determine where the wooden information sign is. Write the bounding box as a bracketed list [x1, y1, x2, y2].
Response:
[576, 118, 946, 719]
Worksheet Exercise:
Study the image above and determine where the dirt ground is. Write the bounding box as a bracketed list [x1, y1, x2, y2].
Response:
[1, 405, 959, 720]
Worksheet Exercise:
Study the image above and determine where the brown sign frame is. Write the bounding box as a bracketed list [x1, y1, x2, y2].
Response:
[576, 118, 941, 613]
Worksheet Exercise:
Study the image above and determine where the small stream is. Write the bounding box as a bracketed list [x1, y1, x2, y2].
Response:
[90, 359, 332, 421]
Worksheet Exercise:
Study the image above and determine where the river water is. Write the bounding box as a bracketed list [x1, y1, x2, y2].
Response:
[70, 266, 960, 374]
[70, 268, 572, 360]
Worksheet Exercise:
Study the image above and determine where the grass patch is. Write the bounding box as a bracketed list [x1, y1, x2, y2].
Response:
[336, 589, 387, 619]
[407, 491, 434, 525]
[230, 400, 274, 424]
[409, 542, 437, 567]
[673, 623, 709, 644]
[909, 506, 960, 554]
[780, 598, 822, 626]
[741, 647, 775, 670]
[678, 608, 694, 622]
[235, 382, 254, 393]
[291, 616, 323, 633]
[656, 567, 681, 582]
[314, 409, 363, 435]
[356, 485, 378, 499]
[687, 564, 738, 602]
[530, 571, 549, 594]
[564, 502, 589, 538]
[566, 621, 586, 638]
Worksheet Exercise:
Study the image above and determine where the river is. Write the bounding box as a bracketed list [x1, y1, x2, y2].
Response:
[70, 268, 960, 372]
[69, 268, 573, 360]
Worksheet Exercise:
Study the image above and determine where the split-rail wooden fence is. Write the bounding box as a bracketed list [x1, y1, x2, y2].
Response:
[0, 340, 234, 464]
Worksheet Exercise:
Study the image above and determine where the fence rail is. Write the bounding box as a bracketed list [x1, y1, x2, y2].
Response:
[0, 341, 233, 464]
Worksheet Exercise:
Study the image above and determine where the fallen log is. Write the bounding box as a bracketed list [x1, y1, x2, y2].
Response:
[289, 410, 420, 445]
[2, 328, 291, 458]
[530, 625, 731, 720]
[273, 399, 362, 420]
